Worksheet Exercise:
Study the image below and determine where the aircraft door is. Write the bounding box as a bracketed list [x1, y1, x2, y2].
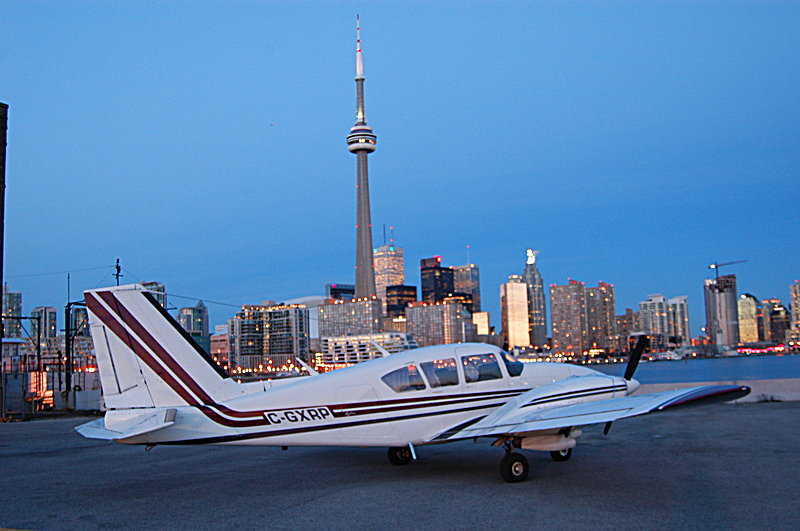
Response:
[334, 384, 394, 443]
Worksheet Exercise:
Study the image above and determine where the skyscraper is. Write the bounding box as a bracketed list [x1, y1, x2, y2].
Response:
[374, 243, 404, 314]
[667, 295, 690, 346]
[639, 294, 670, 337]
[522, 249, 547, 348]
[704, 275, 739, 346]
[347, 16, 377, 299]
[30, 306, 58, 339]
[586, 282, 617, 351]
[318, 297, 382, 337]
[406, 301, 474, 347]
[501, 275, 530, 348]
[737, 294, 759, 344]
[385, 285, 417, 318]
[142, 281, 167, 308]
[550, 280, 588, 356]
[228, 303, 310, 370]
[454, 264, 481, 313]
[2, 283, 22, 338]
[420, 256, 454, 303]
[790, 280, 800, 334]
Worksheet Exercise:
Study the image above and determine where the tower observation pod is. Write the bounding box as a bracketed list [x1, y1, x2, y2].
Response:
[348, 15, 377, 299]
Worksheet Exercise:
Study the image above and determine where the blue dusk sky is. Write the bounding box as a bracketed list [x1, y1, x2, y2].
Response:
[2, 1, 799, 335]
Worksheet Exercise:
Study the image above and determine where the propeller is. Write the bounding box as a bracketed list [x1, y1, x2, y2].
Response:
[604, 335, 650, 436]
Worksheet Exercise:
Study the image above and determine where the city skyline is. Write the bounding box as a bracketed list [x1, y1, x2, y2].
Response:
[2, 2, 799, 334]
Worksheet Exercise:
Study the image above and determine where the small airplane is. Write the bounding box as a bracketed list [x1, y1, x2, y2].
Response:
[77, 284, 750, 482]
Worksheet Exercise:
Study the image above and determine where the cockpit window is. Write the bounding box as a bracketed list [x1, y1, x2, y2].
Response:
[461, 353, 502, 383]
[381, 364, 426, 393]
[500, 350, 524, 377]
[420, 358, 459, 388]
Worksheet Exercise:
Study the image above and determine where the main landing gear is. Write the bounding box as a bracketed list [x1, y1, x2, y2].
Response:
[550, 448, 572, 462]
[387, 446, 413, 466]
[499, 452, 529, 482]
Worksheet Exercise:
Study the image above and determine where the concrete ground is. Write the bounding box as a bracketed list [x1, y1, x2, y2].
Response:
[0, 402, 797, 531]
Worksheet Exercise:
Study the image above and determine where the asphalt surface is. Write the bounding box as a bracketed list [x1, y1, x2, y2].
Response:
[0, 402, 798, 530]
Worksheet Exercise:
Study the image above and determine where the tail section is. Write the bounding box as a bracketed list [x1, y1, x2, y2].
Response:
[85, 284, 234, 410]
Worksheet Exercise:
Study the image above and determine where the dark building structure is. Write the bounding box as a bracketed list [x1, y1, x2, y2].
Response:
[420, 256, 454, 303]
[326, 283, 356, 301]
[385, 285, 417, 318]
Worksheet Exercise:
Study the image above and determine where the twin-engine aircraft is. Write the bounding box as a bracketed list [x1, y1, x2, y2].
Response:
[77, 285, 750, 482]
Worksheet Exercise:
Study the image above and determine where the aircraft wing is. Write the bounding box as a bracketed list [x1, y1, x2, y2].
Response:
[434, 384, 750, 441]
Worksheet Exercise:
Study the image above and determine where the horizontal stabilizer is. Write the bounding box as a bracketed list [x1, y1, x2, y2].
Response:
[76, 408, 177, 442]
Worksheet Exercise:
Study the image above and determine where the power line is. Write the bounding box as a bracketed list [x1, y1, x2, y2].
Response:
[7, 265, 115, 279]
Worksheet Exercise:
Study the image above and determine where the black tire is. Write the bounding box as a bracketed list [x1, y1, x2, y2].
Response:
[387, 446, 412, 466]
[500, 452, 529, 482]
[550, 448, 572, 462]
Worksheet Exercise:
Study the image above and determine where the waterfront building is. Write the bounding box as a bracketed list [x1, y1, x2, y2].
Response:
[522, 249, 547, 348]
[550, 280, 588, 356]
[406, 301, 475, 347]
[668, 296, 690, 346]
[385, 284, 417, 318]
[347, 16, 378, 299]
[31, 307, 58, 339]
[177, 301, 210, 353]
[420, 256, 454, 303]
[765, 301, 791, 343]
[472, 311, 490, 336]
[318, 297, 382, 337]
[374, 243, 404, 314]
[325, 283, 355, 301]
[640, 294, 690, 348]
[318, 332, 417, 365]
[142, 281, 167, 308]
[586, 282, 617, 351]
[501, 275, 530, 348]
[2, 283, 22, 338]
[737, 294, 760, 344]
[209, 332, 230, 372]
[615, 308, 641, 352]
[790, 280, 800, 334]
[639, 295, 669, 337]
[228, 304, 310, 371]
[454, 264, 481, 313]
[704, 275, 739, 346]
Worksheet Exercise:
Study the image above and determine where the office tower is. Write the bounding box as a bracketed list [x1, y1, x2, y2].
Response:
[374, 243, 404, 314]
[737, 294, 759, 344]
[522, 249, 547, 348]
[668, 295, 690, 346]
[501, 275, 530, 348]
[31, 306, 58, 339]
[319, 332, 417, 365]
[550, 280, 588, 356]
[615, 308, 640, 351]
[326, 283, 356, 301]
[229, 303, 310, 370]
[318, 297, 382, 337]
[790, 280, 800, 333]
[420, 256, 454, 303]
[347, 16, 378, 299]
[406, 301, 475, 347]
[385, 285, 417, 318]
[454, 264, 481, 313]
[639, 295, 669, 337]
[586, 282, 617, 351]
[142, 281, 167, 308]
[2, 283, 22, 338]
[704, 275, 739, 346]
[177, 300, 210, 353]
[763, 300, 790, 343]
[472, 311, 490, 336]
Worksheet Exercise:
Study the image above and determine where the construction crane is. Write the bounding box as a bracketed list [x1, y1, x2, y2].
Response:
[707, 260, 747, 279]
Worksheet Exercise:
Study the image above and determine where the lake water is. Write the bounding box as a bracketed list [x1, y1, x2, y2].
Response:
[591, 354, 800, 383]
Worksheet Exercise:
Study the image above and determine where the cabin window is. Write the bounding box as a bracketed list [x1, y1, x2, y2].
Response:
[461, 353, 503, 383]
[381, 364, 426, 393]
[500, 350, 524, 377]
[420, 358, 459, 388]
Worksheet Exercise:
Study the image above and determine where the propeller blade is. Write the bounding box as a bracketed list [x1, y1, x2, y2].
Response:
[624, 335, 649, 381]
[603, 421, 613, 435]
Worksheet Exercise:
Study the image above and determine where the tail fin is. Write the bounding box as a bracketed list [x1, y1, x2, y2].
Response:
[85, 284, 233, 409]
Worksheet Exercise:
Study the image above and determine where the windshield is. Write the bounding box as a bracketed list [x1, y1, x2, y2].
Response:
[500, 350, 524, 377]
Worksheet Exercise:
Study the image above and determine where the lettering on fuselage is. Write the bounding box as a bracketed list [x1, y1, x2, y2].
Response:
[262, 407, 332, 425]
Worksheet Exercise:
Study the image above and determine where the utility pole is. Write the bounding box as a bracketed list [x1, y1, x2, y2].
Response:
[1, 102, 9, 348]
[114, 258, 122, 286]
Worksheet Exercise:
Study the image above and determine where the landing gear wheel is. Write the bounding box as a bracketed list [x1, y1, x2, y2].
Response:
[550, 448, 572, 462]
[387, 446, 412, 466]
[500, 452, 529, 482]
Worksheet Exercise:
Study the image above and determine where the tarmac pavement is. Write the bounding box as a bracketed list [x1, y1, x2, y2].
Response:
[0, 401, 798, 530]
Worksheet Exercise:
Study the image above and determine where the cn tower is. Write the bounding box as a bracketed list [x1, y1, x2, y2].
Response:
[347, 15, 378, 298]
